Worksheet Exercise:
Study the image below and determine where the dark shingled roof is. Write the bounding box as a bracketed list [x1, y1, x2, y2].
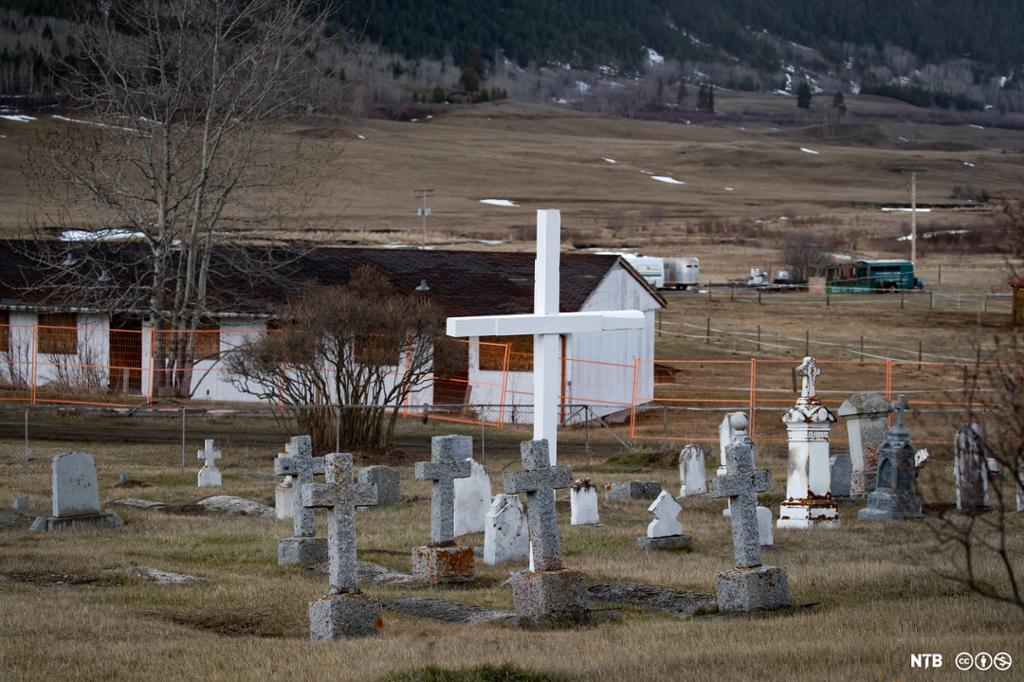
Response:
[0, 240, 664, 317]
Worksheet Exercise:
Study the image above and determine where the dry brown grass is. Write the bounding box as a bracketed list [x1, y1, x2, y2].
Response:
[1, 439, 1022, 682]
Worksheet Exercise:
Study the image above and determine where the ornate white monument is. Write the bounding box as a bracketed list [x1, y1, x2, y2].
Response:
[778, 357, 840, 529]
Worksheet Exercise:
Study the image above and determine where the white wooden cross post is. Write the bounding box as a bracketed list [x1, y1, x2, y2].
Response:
[446, 210, 645, 464]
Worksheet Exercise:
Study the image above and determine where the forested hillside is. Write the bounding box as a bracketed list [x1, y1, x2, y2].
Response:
[339, 0, 1024, 71]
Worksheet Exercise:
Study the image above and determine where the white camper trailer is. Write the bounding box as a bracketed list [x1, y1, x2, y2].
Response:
[663, 257, 700, 290]
[620, 253, 665, 289]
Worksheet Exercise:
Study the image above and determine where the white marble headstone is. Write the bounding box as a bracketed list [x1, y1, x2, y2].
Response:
[647, 490, 683, 538]
[757, 506, 774, 546]
[570, 482, 600, 526]
[483, 494, 529, 565]
[679, 445, 707, 497]
[52, 451, 101, 517]
[453, 459, 491, 536]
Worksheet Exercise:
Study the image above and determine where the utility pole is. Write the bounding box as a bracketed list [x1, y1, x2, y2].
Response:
[414, 188, 434, 247]
[909, 171, 918, 266]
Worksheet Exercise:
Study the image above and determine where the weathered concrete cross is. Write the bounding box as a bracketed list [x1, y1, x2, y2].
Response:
[446, 209, 646, 465]
[504, 439, 573, 571]
[893, 393, 908, 428]
[795, 356, 820, 399]
[274, 435, 325, 538]
[710, 437, 772, 569]
[415, 435, 472, 545]
[197, 439, 221, 468]
[302, 453, 377, 594]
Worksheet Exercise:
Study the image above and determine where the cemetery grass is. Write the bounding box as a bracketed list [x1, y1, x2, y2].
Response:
[2, 440, 1023, 682]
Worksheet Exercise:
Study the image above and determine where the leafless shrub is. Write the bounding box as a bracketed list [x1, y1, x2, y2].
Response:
[225, 266, 445, 455]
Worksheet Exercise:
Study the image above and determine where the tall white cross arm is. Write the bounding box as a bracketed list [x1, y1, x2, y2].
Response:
[446, 209, 645, 465]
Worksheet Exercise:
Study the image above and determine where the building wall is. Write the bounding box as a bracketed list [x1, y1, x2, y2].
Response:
[464, 264, 662, 424]
[3, 311, 110, 390]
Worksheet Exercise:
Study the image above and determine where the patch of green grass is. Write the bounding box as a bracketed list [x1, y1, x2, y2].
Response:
[385, 664, 569, 682]
[590, 450, 676, 473]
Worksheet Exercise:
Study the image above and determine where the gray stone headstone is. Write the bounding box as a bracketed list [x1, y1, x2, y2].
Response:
[504, 439, 573, 572]
[604, 480, 661, 502]
[838, 392, 891, 497]
[954, 424, 990, 514]
[358, 465, 401, 507]
[830, 454, 852, 498]
[52, 451, 101, 517]
[415, 435, 473, 545]
[31, 452, 123, 532]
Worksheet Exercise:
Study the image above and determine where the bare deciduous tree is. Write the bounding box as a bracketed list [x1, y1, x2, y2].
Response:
[225, 267, 445, 455]
[780, 232, 836, 282]
[26, 0, 344, 399]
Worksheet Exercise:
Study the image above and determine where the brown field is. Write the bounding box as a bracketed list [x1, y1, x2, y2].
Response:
[1, 435, 1022, 682]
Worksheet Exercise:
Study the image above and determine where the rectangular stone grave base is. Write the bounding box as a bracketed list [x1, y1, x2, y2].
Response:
[857, 489, 923, 521]
[411, 545, 475, 584]
[777, 501, 840, 529]
[278, 536, 328, 566]
[309, 592, 383, 640]
[510, 569, 590, 627]
[30, 512, 123, 532]
[636, 534, 692, 551]
[716, 565, 791, 613]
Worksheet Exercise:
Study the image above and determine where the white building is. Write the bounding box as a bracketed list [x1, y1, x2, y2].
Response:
[0, 243, 665, 421]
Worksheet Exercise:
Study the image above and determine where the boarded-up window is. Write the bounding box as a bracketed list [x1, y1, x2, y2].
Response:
[354, 335, 399, 366]
[38, 313, 78, 355]
[479, 335, 534, 372]
[0, 311, 8, 352]
[194, 324, 220, 359]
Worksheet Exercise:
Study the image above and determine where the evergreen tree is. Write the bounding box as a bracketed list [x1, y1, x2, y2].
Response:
[677, 81, 688, 109]
[832, 90, 847, 116]
[797, 76, 813, 109]
[696, 84, 708, 111]
[432, 85, 446, 103]
[707, 84, 715, 112]
[459, 65, 480, 92]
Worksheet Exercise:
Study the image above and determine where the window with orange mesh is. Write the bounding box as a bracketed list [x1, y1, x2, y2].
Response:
[354, 335, 400, 365]
[0, 311, 8, 352]
[38, 313, 78, 355]
[479, 335, 533, 372]
[194, 324, 220, 359]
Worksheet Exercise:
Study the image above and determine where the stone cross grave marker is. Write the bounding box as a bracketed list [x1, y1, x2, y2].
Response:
[710, 438, 790, 612]
[303, 453, 377, 594]
[274, 436, 327, 565]
[197, 439, 222, 488]
[412, 435, 475, 583]
[504, 439, 590, 626]
[416, 435, 473, 545]
[712, 441, 772, 569]
[302, 452, 381, 639]
[446, 209, 645, 465]
[504, 439, 574, 571]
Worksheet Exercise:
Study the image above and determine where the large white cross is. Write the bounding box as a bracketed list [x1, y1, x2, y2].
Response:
[446, 210, 645, 464]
